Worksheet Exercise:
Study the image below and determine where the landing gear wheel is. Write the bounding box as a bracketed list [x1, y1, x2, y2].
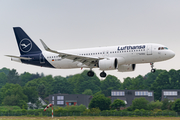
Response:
[151, 69, 156, 73]
[100, 71, 106, 78]
[150, 62, 156, 73]
[87, 71, 94, 77]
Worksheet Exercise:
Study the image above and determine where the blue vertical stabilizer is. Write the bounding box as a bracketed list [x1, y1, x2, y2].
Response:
[13, 27, 41, 55]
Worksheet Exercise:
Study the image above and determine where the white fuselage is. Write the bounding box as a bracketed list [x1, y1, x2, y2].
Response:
[41, 43, 175, 69]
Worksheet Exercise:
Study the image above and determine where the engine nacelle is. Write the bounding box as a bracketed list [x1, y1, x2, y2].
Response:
[118, 64, 136, 72]
[99, 58, 118, 70]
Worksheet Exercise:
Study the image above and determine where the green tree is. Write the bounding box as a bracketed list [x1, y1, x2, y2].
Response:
[68, 70, 101, 94]
[37, 83, 46, 96]
[161, 98, 173, 110]
[148, 100, 163, 110]
[110, 99, 125, 110]
[172, 99, 180, 112]
[143, 70, 166, 89]
[150, 71, 170, 100]
[168, 69, 180, 89]
[19, 72, 33, 86]
[52, 76, 73, 94]
[132, 97, 149, 110]
[0, 83, 28, 108]
[23, 86, 38, 103]
[149, 69, 180, 101]
[35, 99, 43, 109]
[0, 72, 7, 88]
[0, 67, 10, 75]
[88, 94, 111, 111]
[121, 77, 132, 89]
[25, 75, 55, 98]
[121, 76, 145, 90]
[101, 75, 121, 96]
[93, 91, 102, 97]
[82, 89, 93, 95]
[7, 69, 19, 84]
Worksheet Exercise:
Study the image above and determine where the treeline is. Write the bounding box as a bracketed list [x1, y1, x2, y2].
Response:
[0, 67, 180, 109]
[0, 98, 179, 117]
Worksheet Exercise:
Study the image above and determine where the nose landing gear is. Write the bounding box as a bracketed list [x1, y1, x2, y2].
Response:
[150, 62, 156, 73]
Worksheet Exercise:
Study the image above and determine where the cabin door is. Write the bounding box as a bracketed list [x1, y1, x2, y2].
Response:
[147, 45, 152, 55]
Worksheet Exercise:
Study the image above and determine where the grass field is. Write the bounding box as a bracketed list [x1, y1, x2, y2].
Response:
[0, 116, 180, 120]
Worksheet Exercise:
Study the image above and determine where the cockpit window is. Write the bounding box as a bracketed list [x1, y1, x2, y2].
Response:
[158, 47, 168, 50]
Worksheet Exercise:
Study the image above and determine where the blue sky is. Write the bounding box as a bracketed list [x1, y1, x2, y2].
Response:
[0, 0, 179, 81]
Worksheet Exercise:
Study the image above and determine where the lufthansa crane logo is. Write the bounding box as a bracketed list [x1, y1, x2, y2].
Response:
[19, 38, 32, 52]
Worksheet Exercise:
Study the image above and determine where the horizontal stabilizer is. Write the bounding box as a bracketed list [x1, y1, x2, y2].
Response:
[5, 55, 32, 60]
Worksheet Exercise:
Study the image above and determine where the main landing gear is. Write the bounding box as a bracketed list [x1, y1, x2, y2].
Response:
[87, 70, 94, 77]
[150, 62, 156, 73]
[100, 71, 106, 78]
[87, 70, 107, 78]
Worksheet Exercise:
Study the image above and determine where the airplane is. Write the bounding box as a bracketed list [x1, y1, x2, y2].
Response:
[6, 27, 175, 78]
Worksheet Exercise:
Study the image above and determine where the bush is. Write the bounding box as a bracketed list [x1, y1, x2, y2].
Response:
[132, 97, 149, 110]
[90, 108, 101, 114]
[88, 94, 111, 111]
[161, 99, 174, 110]
[134, 109, 140, 112]
[53, 104, 87, 115]
[152, 109, 162, 113]
[148, 100, 163, 110]
[172, 99, 180, 112]
[64, 104, 86, 112]
[0, 106, 21, 112]
[110, 99, 125, 111]
[54, 107, 64, 113]
[77, 104, 87, 112]
[126, 106, 133, 111]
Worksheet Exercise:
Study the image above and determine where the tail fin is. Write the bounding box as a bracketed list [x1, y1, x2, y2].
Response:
[13, 27, 41, 55]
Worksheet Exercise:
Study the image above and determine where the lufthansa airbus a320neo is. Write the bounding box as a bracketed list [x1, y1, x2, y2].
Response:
[6, 27, 175, 77]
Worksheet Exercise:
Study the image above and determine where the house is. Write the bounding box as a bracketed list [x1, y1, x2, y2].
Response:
[161, 89, 180, 101]
[49, 93, 92, 108]
[111, 90, 154, 107]
[27, 97, 47, 109]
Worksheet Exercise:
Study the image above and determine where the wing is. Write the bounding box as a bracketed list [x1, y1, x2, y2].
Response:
[40, 39, 102, 67]
[5, 55, 32, 60]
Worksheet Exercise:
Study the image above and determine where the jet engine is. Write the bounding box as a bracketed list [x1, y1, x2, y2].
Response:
[98, 58, 118, 70]
[118, 64, 136, 72]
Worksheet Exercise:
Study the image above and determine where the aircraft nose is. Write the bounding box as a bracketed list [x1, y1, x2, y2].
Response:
[169, 50, 175, 58]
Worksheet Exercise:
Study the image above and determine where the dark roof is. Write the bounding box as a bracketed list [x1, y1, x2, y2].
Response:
[162, 89, 180, 91]
[50, 93, 91, 96]
[44, 96, 49, 102]
[112, 90, 153, 91]
[39, 96, 47, 104]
